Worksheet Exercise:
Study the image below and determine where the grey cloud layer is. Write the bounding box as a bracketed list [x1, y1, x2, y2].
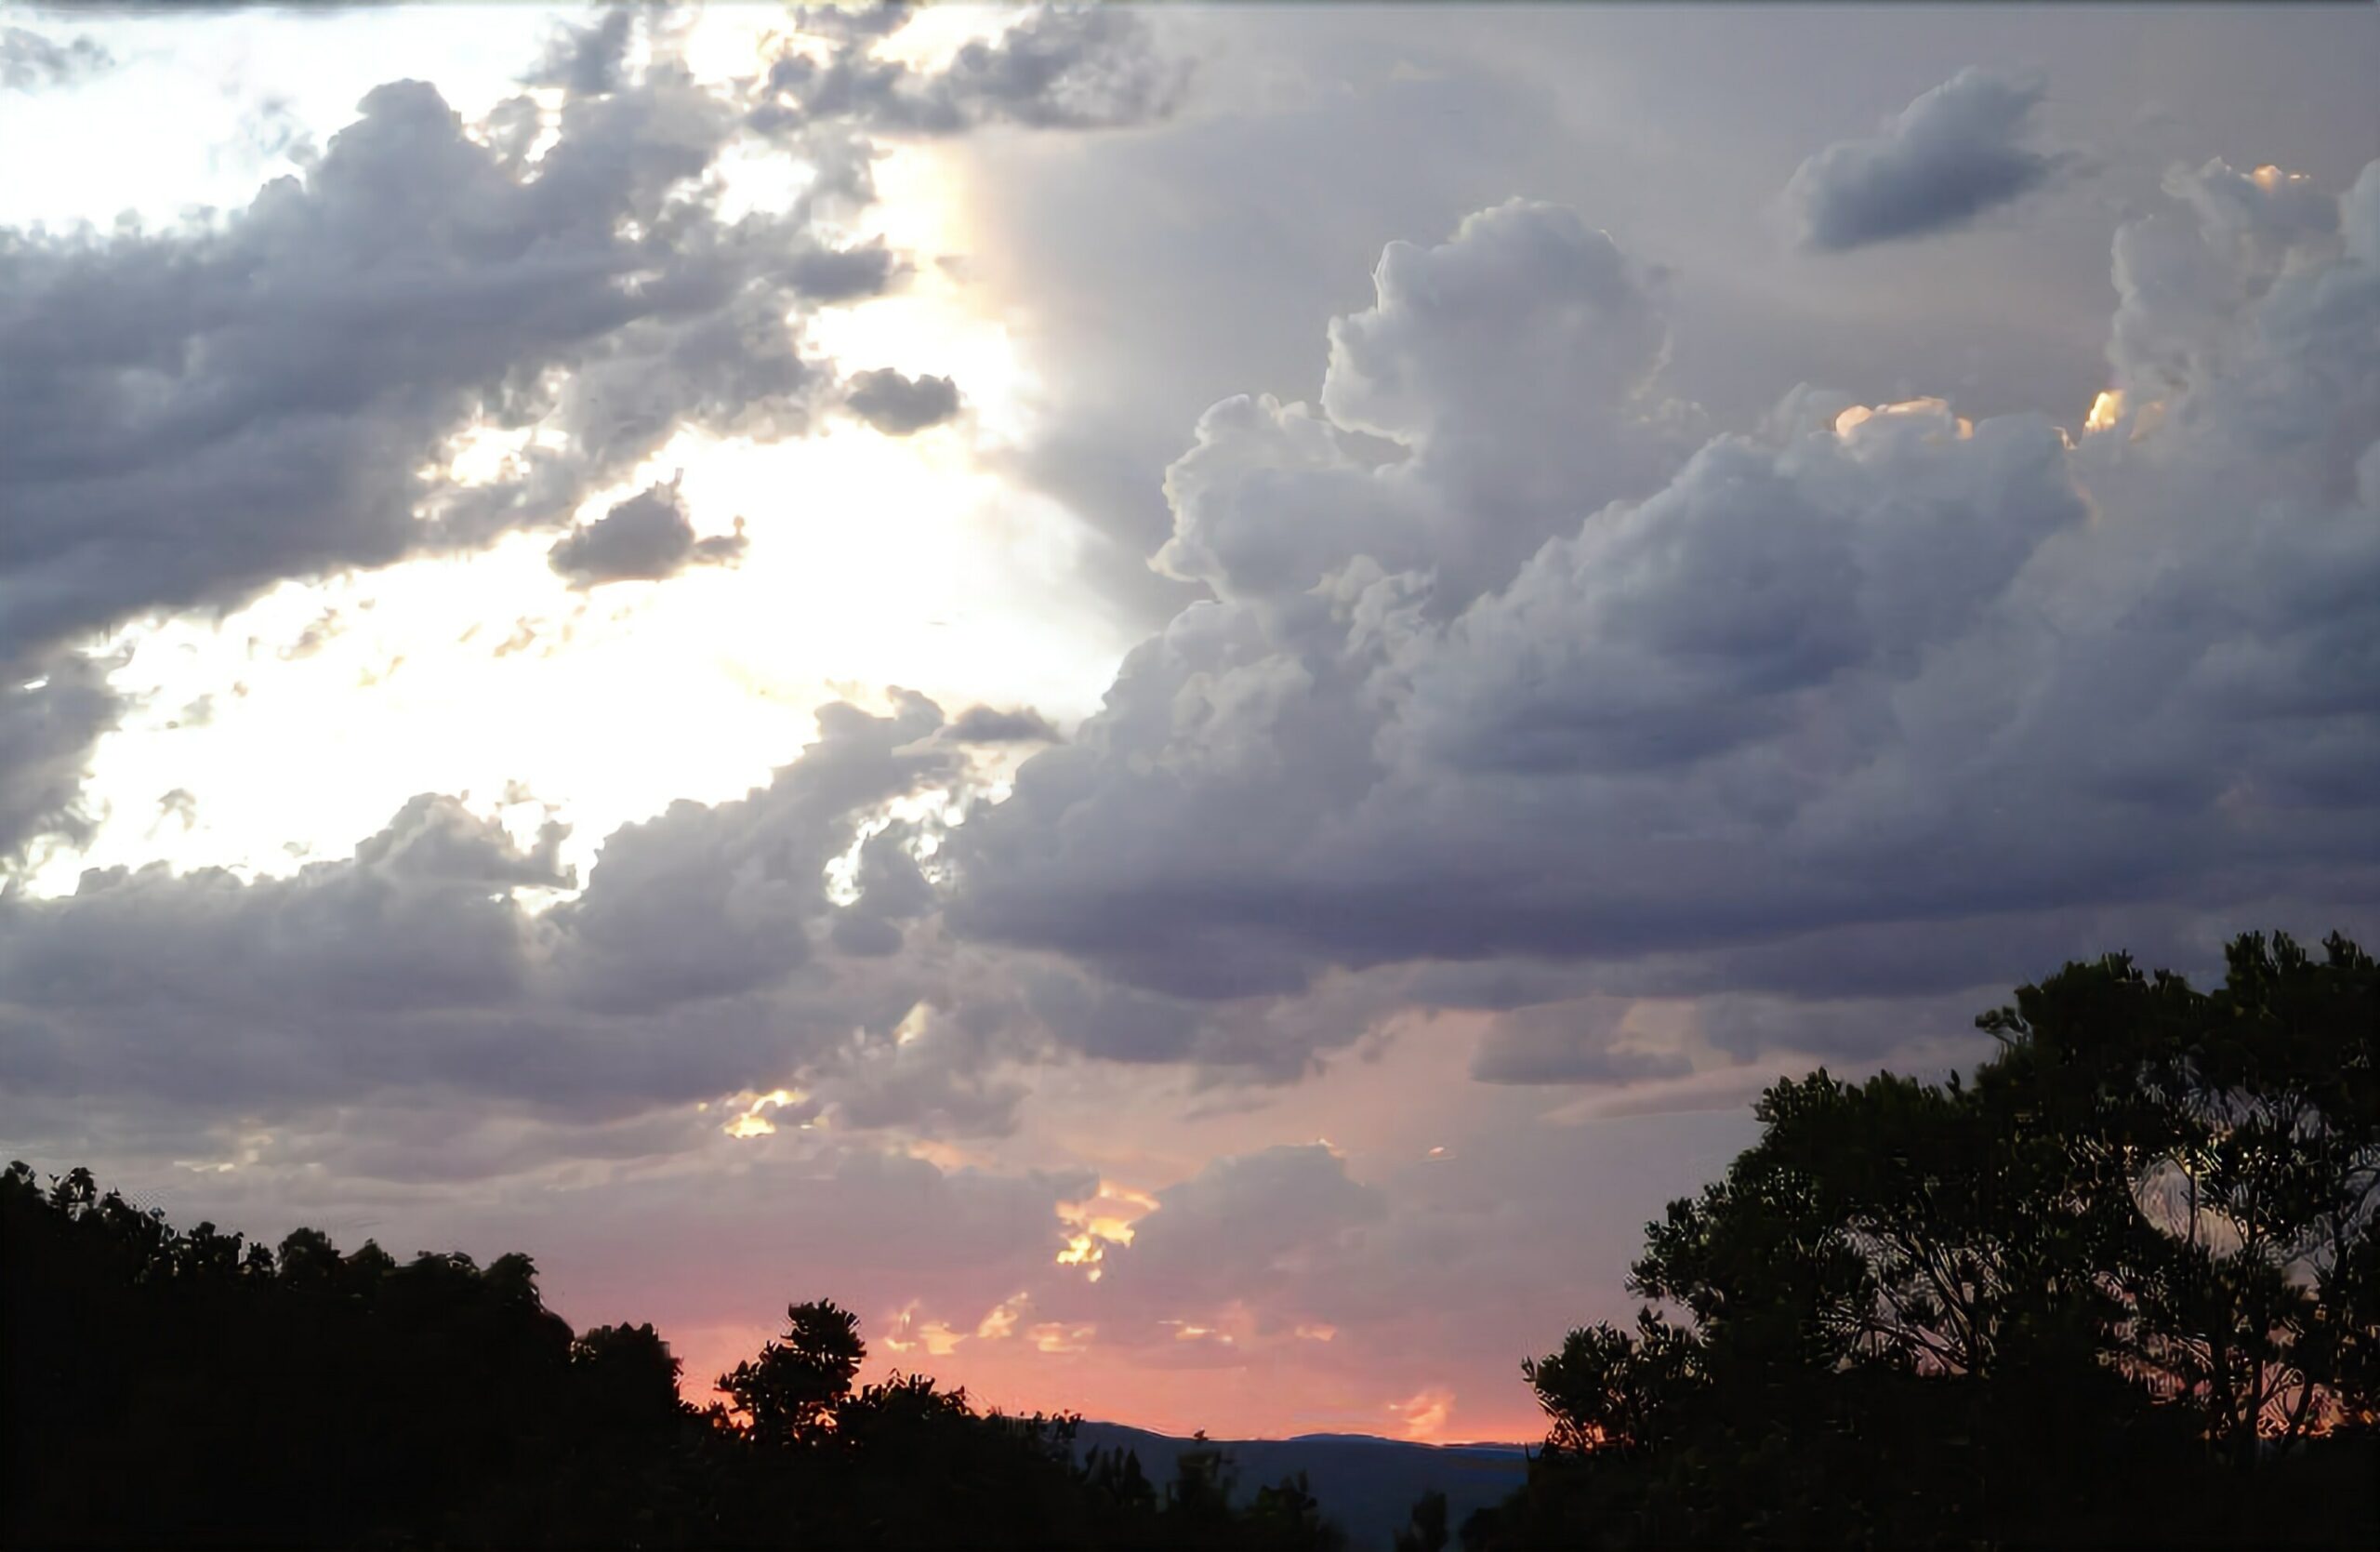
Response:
[0, 694, 963, 1119]
[1787, 69, 2066, 251]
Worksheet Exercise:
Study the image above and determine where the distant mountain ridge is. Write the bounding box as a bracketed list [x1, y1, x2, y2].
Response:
[1072, 1422, 1530, 1551]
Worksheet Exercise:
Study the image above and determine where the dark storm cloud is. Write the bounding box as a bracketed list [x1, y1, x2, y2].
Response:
[0, 2, 1185, 868]
[524, 4, 637, 99]
[753, 4, 1187, 139]
[7, 4, 2377, 1192]
[789, 3, 916, 49]
[0, 24, 112, 91]
[12, 153, 2374, 1136]
[843, 367, 961, 435]
[1469, 1001, 1691, 1086]
[0, 653, 121, 863]
[0, 60, 821, 661]
[0, 3, 1183, 670]
[926, 4, 1186, 132]
[943, 705, 1063, 745]
[0, 695, 959, 1124]
[548, 481, 746, 588]
[1787, 69, 2068, 251]
[945, 159, 2380, 1051]
[787, 239, 906, 303]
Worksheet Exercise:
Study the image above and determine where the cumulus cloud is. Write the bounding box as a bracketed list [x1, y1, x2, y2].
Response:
[7, 24, 2375, 1228]
[753, 4, 1187, 139]
[1154, 200, 1700, 612]
[844, 367, 961, 435]
[947, 159, 2380, 1074]
[0, 61, 824, 661]
[1786, 69, 2067, 251]
[0, 1, 1193, 897]
[0, 695, 968, 1134]
[0, 25, 112, 92]
[0, 2, 1178, 670]
[548, 481, 747, 587]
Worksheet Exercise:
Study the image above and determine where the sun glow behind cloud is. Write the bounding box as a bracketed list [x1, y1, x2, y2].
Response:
[23, 33, 1129, 898]
[1054, 1180, 1160, 1281]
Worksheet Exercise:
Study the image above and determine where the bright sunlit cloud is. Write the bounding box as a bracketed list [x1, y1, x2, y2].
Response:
[22, 79, 1127, 897]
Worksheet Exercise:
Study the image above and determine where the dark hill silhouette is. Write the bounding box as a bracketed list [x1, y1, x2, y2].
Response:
[1072, 1424, 1526, 1551]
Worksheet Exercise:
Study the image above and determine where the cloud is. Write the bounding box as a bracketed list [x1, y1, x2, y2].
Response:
[788, 239, 907, 302]
[946, 159, 2380, 1063]
[0, 56, 836, 662]
[16, 155, 2373, 1135]
[0, 653, 123, 867]
[1153, 200, 1699, 612]
[844, 368, 962, 435]
[1786, 69, 2067, 251]
[0, 695, 967, 1134]
[548, 481, 747, 588]
[0, 2, 1178, 670]
[1088, 1144, 1387, 1325]
[926, 5, 1187, 131]
[753, 5, 1188, 139]
[942, 706, 1064, 745]
[1469, 1000, 1691, 1086]
[525, 5, 638, 99]
[0, 26, 112, 92]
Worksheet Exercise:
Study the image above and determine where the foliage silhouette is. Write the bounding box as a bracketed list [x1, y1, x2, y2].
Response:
[1392, 1488, 1449, 1552]
[1468, 930, 2380, 1550]
[0, 1166, 1345, 1549]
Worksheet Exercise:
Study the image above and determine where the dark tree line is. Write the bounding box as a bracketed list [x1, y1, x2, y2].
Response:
[0, 1166, 1341, 1549]
[1467, 932, 2380, 1550]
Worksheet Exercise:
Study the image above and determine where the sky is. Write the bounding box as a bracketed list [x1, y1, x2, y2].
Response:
[1, 0, 2375, 1443]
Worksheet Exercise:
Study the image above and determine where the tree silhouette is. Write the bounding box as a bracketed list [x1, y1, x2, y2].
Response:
[1393, 1488, 1449, 1552]
[1472, 930, 2380, 1550]
[718, 1299, 866, 1447]
[1, 1165, 1352, 1550]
